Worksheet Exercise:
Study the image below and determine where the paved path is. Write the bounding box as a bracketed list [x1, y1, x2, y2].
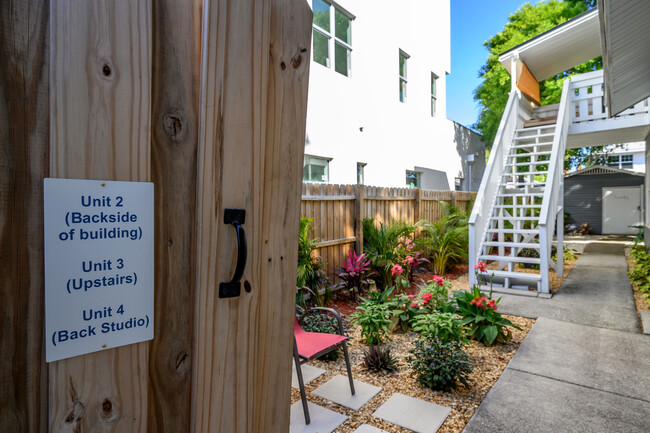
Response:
[497, 241, 640, 332]
[464, 240, 650, 433]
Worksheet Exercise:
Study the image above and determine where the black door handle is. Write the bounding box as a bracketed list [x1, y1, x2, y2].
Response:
[219, 208, 247, 298]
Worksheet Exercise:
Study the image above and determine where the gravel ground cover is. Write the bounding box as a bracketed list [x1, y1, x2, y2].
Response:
[292, 256, 582, 432]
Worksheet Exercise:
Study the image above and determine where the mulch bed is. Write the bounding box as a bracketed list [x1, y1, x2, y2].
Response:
[295, 259, 581, 432]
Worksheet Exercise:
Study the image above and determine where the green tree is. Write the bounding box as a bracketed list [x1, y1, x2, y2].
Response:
[474, 0, 603, 169]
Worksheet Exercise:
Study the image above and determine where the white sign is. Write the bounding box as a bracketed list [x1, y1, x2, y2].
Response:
[44, 178, 154, 362]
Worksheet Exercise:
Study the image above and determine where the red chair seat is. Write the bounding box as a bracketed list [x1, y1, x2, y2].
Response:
[294, 318, 348, 359]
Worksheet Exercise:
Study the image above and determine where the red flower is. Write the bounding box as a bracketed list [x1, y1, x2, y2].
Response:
[408, 294, 415, 299]
[391, 264, 404, 276]
[422, 292, 433, 304]
[411, 302, 418, 308]
[474, 261, 487, 273]
[433, 275, 444, 287]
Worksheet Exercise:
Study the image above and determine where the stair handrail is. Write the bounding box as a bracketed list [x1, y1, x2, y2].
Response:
[537, 78, 571, 293]
[469, 91, 519, 286]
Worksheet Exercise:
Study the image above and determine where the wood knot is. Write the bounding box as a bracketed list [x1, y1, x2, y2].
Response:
[244, 281, 252, 293]
[291, 54, 302, 69]
[65, 400, 85, 424]
[280, 61, 286, 71]
[102, 64, 112, 77]
[101, 399, 113, 418]
[175, 351, 189, 370]
[163, 113, 184, 141]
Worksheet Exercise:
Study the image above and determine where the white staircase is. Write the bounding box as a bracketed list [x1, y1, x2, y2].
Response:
[476, 125, 554, 291]
[469, 81, 571, 294]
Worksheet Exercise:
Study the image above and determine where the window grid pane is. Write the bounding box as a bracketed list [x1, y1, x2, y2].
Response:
[334, 43, 349, 76]
[313, 30, 330, 67]
[312, 0, 330, 31]
[334, 9, 351, 44]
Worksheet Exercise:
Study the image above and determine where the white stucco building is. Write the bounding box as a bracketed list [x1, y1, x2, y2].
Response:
[303, 0, 484, 190]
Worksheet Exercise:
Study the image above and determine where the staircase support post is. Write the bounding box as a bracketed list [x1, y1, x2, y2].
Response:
[539, 227, 550, 293]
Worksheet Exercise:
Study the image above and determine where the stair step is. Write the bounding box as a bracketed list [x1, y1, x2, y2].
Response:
[501, 171, 548, 177]
[486, 228, 539, 234]
[511, 143, 553, 149]
[494, 203, 542, 208]
[498, 190, 544, 196]
[490, 216, 539, 221]
[514, 132, 555, 139]
[477, 269, 542, 281]
[479, 255, 541, 264]
[501, 183, 546, 189]
[483, 241, 540, 248]
[505, 161, 550, 167]
[507, 151, 552, 158]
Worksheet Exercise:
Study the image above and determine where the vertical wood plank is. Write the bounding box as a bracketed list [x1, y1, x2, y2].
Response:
[49, 1, 152, 431]
[193, 0, 311, 431]
[0, 1, 50, 432]
[148, 0, 201, 432]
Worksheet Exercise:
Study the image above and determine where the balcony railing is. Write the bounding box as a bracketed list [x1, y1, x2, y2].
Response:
[570, 70, 649, 124]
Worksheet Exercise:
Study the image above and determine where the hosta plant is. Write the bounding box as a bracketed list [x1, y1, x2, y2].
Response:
[351, 299, 391, 345]
[362, 345, 399, 373]
[407, 338, 473, 391]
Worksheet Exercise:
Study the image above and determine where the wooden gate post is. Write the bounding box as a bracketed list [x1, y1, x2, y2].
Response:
[48, 2, 152, 431]
[0, 1, 50, 432]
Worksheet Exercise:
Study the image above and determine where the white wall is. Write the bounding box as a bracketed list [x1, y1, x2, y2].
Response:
[304, 0, 472, 189]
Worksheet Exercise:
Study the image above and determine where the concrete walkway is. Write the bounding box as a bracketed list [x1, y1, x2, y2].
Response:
[464, 240, 650, 433]
[497, 241, 640, 332]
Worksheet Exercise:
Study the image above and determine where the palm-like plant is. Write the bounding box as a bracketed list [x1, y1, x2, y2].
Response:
[296, 217, 329, 307]
[416, 203, 469, 275]
[362, 218, 415, 289]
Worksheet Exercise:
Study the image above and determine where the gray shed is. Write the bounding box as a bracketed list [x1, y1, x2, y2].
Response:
[564, 165, 645, 235]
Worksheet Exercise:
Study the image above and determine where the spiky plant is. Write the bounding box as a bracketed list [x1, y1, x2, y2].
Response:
[362, 345, 399, 373]
[362, 218, 415, 289]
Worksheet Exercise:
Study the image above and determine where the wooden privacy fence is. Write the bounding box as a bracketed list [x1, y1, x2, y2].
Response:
[300, 183, 476, 277]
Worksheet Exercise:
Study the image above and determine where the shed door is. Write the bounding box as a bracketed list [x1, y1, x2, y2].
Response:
[602, 186, 644, 234]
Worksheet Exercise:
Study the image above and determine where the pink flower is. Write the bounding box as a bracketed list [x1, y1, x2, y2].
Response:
[391, 264, 404, 276]
[433, 275, 444, 287]
[408, 294, 415, 299]
[405, 255, 415, 264]
[474, 261, 487, 273]
[411, 303, 418, 308]
[422, 292, 433, 303]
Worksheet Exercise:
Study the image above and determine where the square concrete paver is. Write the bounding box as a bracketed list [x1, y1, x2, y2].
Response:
[352, 425, 389, 433]
[290, 401, 347, 433]
[372, 393, 451, 433]
[463, 369, 650, 433]
[640, 311, 650, 334]
[291, 364, 326, 388]
[312, 375, 382, 410]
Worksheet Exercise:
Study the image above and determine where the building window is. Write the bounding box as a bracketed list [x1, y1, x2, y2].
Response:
[399, 50, 409, 102]
[312, 0, 352, 76]
[607, 154, 634, 169]
[431, 72, 438, 116]
[303, 155, 330, 182]
[357, 162, 366, 185]
[406, 170, 420, 188]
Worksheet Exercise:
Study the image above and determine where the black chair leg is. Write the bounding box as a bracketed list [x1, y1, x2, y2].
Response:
[293, 339, 311, 424]
[341, 342, 355, 395]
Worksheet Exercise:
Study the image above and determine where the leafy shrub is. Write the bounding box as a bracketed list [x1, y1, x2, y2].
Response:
[335, 250, 376, 300]
[579, 222, 592, 235]
[454, 284, 521, 345]
[362, 345, 399, 373]
[416, 208, 468, 275]
[362, 218, 415, 289]
[407, 338, 473, 391]
[417, 276, 456, 313]
[411, 312, 467, 344]
[351, 300, 391, 345]
[629, 243, 650, 306]
[296, 217, 330, 307]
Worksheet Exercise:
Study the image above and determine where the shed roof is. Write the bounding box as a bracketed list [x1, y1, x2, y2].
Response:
[564, 165, 644, 178]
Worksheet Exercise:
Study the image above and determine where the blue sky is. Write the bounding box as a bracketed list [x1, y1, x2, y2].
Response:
[447, 0, 533, 130]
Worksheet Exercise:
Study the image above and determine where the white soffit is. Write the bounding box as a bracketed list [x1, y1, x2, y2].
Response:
[499, 9, 601, 81]
[600, 0, 650, 116]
